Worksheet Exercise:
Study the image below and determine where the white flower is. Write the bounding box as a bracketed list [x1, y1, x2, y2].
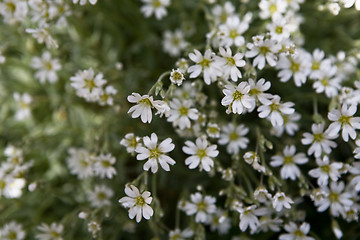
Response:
[301, 123, 337, 158]
[211, 2, 235, 24]
[327, 104, 360, 142]
[87, 221, 101, 238]
[267, 15, 291, 41]
[188, 49, 222, 85]
[163, 30, 188, 57]
[259, 0, 287, 19]
[26, 25, 58, 49]
[258, 95, 295, 127]
[354, 139, 360, 159]
[13, 92, 32, 121]
[167, 99, 198, 129]
[246, 36, 281, 70]
[314, 181, 353, 217]
[279, 222, 314, 240]
[238, 205, 260, 232]
[140, 0, 170, 20]
[216, 47, 246, 81]
[183, 137, 219, 172]
[308, 156, 343, 186]
[254, 186, 272, 203]
[208, 209, 231, 235]
[87, 184, 114, 208]
[98, 85, 117, 106]
[272, 192, 294, 212]
[270, 145, 308, 180]
[247, 78, 272, 105]
[120, 133, 142, 155]
[276, 51, 311, 87]
[31, 51, 61, 84]
[119, 185, 153, 223]
[66, 148, 95, 179]
[70, 68, 107, 102]
[183, 192, 216, 223]
[127, 92, 169, 123]
[206, 122, 221, 138]
[73, 0, 97, 5]
[271, 112, 301, 137]
[221, 82, 256, 114]
[0, 221, 26, 240]
[312, 64, 341, 98]
[169, 228, 193, 240]
[0, 0, 28, 24]
[218, 123, 249, 155]
[135, 133, 175, 173]
[217, 15, 251, 47]
[243, 151, 266, 173]
[341, 0, 360, 10]
[93, 153, 117, 179]
[170, 68, 185, 86]
[36, 222, 63, 240]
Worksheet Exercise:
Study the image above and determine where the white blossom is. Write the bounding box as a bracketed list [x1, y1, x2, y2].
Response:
[119, 185, 153, 223]
[135, 133, 175, 173]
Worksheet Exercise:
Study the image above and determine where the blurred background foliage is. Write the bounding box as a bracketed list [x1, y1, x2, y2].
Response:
[0, 0, 360, 239]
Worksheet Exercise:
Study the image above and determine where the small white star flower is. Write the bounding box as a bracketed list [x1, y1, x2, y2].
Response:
[308, 156, 343, 186]
[31, 52, 61, 84]
[216, 47, 246, 81]
[188, 49, 222, 85]
[183, 137, 219, 172]
[70, 68, 107, 102]
[36, 222, 63, 240]
[0, 221, 26, 240]
[87, 184, 114, 208]
[258, 95, 295, 127]
[135, 133, 175, 173]
[119, 185, 153, 223]
[13, 92, 32, 121]
[327, 104, 360, 142]
[238, 205, 260, 232]
[183, 192, 216, 223]
[94, 153, 117, 179]
[315, 181, 353, 217]
[279, 222, 314, 240]
[218, 123, 249, 155]
[270, 145, 308, 180]
[301, 123, 337, 158]
[66, 148, 95, 179]
[272, 192, 294, 212]
[163, 30, 188, 57]
[120, 133, 142, 155]
[246, 36, 281, 70]
[140, 0, 170, 20]
[217, 15, 250, 47]
[127, 93, 170, 123]
[167, 99, 198, 130]
[221, 82, 256, 114]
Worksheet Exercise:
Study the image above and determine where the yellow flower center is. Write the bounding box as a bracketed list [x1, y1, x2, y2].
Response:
[197, 149, 207, 159]
[226, 57, 235, 66]
[259, 46, 270, 55]
[284, 156, 293, 165]
[269, 4, 277, 14]
[152, 0, 161, 8]
[313, 133, 323, 142]
[275, 26, 283, 34]
[150, 147, 161, 159]
[135, 195, 146, 206]
[199, 58, 211, 69]
[290, 61, 300, 73]
[232, 90, 243, 101]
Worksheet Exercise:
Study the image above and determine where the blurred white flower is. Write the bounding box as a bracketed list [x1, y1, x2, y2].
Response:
[36, 222, 63, 240]
[183, 192, 216, 223]
[183, 137, 219, 172]
[31, 52, 61, 84]
[140, 0, 170, 20]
